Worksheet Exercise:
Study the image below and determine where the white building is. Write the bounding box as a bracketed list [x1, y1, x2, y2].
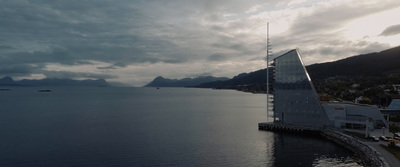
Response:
[322, 102, 388, 132]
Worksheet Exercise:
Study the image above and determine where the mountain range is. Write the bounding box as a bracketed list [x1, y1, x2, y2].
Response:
[3, 45, 399, 89]
[306, 45, 400, 81]
[144, 76, 229, 87]
[145, 45, 400, 90]
[0, 76, 111, 87]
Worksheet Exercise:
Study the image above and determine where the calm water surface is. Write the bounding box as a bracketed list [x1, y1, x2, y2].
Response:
[0, 87, 361, 166]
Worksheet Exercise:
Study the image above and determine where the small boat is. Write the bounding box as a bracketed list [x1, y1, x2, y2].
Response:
[38, 89, 51, 92]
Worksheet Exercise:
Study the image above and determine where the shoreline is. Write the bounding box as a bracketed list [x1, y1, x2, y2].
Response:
[320, 129, 389, 167]
[259, 123, 391, 167]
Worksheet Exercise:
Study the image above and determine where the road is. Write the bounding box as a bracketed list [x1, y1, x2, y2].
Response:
[362, 140, 400, 167]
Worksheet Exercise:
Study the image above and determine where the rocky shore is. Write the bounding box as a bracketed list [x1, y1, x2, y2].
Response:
[321, 129, 389, 167]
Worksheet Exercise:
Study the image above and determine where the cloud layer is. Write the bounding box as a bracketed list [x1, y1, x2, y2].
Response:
[1, 0, 400, 86]
[381, 24, 400, 36]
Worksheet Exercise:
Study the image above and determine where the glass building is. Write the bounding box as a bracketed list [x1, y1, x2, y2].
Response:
[269, 49, 329, 127]
[266, 49, 388, 132]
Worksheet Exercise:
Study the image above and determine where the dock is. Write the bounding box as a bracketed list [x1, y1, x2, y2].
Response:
[258, 122, 390, 167]
[258, 122, 321, 133]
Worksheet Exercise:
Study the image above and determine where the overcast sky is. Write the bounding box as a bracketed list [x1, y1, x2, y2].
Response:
[1, 0, 400, 86]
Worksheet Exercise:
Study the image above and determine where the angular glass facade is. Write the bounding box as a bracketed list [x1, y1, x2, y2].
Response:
[271, 50, 328, 127]
[387, 99, 400, 110]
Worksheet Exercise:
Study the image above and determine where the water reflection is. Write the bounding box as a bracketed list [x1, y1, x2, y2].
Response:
[269, 132, 362, 167]
[0, 87, 362, 166]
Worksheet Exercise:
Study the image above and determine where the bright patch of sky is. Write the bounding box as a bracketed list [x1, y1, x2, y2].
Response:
[1, 0, 399, 86]
[343, 6, 400, 46]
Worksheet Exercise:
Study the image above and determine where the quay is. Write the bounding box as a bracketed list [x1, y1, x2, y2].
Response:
[258, 122, 321, 133]
[258, 122, 391, 167]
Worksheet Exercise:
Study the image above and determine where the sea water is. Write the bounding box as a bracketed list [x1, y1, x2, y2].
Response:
[0, 87, 361, 166]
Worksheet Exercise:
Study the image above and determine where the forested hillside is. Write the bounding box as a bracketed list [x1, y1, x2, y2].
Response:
[197, 46, 400, 103]
[307, 46, 400, 81]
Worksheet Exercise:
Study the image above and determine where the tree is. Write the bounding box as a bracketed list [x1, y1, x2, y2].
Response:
[389, 123, 400, 137]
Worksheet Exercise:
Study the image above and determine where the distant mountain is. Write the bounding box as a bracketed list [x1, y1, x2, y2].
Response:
[0, 76, 111, 87]
[196, 45, 400, 92]
[306, 45, 400, 81]
[197, 69, 268, 89]
[0, 76, 19, 86]
[144, 76, 230, 87]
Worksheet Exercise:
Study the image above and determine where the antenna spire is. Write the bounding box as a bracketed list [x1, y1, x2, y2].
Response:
[266, 22, 275, 122]
[266, 22, 271, 122]
[267, 22, 272, 58]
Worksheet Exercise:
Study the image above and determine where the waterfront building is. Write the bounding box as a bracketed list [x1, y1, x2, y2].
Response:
[269, 49, 329, 127]
[322, 102, 388, 131]
[267, 49, 388, 134]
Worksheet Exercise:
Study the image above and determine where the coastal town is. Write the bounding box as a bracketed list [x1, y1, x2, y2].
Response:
[255, 48, 400, 167]
[315, 75, 400, 107]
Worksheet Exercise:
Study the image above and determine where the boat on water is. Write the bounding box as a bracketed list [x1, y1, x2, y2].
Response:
[38, 89, 51, 92]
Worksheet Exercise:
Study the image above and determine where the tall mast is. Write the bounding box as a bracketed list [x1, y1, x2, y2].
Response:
[266, 22, 270, 122]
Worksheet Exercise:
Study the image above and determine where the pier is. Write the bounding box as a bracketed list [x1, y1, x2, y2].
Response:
[258, 122, 321, 133]
[258, 122, 390, 167]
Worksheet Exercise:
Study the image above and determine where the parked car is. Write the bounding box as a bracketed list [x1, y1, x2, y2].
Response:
[380, 136, 388, 141]
[370, 136, 379, 142]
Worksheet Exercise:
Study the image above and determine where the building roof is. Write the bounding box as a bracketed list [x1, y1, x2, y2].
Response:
[322, 101, 378, 108]
[388, 99, 400, 110]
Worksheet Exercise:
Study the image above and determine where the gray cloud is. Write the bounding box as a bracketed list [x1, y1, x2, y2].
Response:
[42, 70, 116, 80]
[287, 1, 400, 37]
[97, 63, 125, 70]
[0, 45, 14, 50]
[299, 40, 391, 64]
[0, 64, 44, 76]
[268, 1, 400, 65]
[380, 24, 400, 36]
[0, 0, 399, 85]
[208, 53, 228, 61]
